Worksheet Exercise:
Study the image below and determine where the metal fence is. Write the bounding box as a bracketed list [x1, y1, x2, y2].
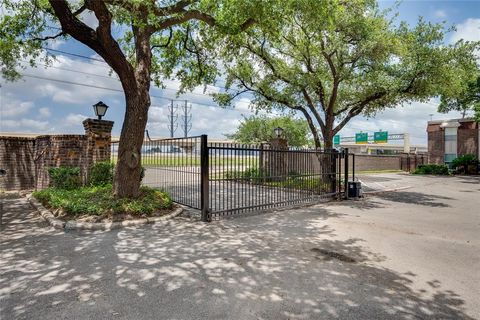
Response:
[112, 135, 351, 221]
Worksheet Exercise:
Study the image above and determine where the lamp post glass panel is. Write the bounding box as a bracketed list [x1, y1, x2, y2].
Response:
[93, 101, 109, 120]
[274, 127, 284, 138]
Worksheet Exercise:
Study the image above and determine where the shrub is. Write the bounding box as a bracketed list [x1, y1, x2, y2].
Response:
[451, 154, 478, 169]
[225, 168, 270, 181]
[89, 161, 114, 186]
[33, 185, 172, 216]
[48, 167, 82, 190]
[413, 164, 449, 175]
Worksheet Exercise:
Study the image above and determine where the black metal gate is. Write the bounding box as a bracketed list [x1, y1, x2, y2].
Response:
[112, 135, 350, 221]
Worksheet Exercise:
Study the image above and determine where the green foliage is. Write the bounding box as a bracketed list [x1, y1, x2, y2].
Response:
[225, 167, 270, 181]
[33, 185, 173, 216]
[89, 162, 114, 186]
[451, 154, 478, 169]
[438, 76, 480, 120]
[413, 164, 449, 175]
[214, 1, 480, 147]
[48, 167, 82, 190]
[226, 115, 312, 147]
[452, 154, 478, 173]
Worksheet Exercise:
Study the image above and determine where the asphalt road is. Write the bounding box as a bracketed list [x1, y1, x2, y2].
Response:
[1, 173, 479, 319]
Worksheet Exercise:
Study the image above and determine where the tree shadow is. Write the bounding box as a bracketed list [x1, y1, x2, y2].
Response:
[0, 194, 475, 320]
[374, 191, 453, 208]
[453, 175, 480, 185]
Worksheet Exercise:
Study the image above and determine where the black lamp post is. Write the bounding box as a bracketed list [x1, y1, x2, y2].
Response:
[93, 101, 109, 120]
[274, 126, 284, 138]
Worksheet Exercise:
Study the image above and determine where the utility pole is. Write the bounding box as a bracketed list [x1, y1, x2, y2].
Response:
[181, 100, 192, 138]
[167, 100, 177, 138]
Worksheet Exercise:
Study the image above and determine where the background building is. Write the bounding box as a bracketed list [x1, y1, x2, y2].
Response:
[427, 118, 479, 165]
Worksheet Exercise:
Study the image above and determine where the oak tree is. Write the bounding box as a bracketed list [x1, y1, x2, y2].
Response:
[215, 0, 479, 149]
[0, 0, 263, 197]
[227, 115, 312, 147]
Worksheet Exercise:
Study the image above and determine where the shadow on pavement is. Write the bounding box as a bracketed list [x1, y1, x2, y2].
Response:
[0, 195, 474, 320]
[374, 191, 453, 208]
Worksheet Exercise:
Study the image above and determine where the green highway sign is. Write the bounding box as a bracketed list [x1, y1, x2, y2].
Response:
[374, 131, 388, 143]
[333, 135, 340, 146]
[355, 132, 368, 144]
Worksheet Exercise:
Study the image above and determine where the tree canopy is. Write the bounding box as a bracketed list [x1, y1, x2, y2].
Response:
[214, 0, 480, 148]
[226, 115, 312, 147]
[438, 76, 480, 121]
[0, 0, 267, 197]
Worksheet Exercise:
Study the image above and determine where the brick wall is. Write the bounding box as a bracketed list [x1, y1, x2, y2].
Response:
[34, 135, 88, 189]
[457, 121, 479, 156]
[0, 137, 36, 190]
[428, 130, 444, 164]
[0, 119, 113, 191]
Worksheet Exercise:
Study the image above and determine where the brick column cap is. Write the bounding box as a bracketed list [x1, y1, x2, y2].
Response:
[83, 118, 114, 134]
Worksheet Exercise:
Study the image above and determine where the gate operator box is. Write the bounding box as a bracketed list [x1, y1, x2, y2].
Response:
[348, 181, 362, 198]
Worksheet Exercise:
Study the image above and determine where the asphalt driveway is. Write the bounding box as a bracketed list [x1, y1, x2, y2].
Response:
[1, 173, 479, 319]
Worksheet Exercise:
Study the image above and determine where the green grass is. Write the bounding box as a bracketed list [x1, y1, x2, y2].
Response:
[33, 185, 173, 216]
[111, 155, 258, 167]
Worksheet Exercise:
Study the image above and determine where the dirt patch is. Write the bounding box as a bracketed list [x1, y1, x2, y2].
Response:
[310, 248, 357, 263]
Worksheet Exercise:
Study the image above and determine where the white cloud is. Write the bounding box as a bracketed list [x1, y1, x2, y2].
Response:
[1, 119, 50, 131]
[64, 113, 88, 126]
[38, 107, 51, 118]
[0, 101, 33, 118]
[450, 18, 480, 43]
[339, 99, 466, 145]
[433, 9, 447, 19]
[234, 97, 252, 112]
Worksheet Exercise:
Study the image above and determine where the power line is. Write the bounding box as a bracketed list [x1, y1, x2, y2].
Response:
[42, 47, 230, 90]
[21, 61, 223, 99]
[19, 72, 247, 112]
[44, 47, 107, 64]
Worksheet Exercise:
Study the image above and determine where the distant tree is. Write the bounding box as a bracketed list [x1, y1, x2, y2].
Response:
[0, 0, 264, 198]
[214, 0, 480, 149]
[226, 115, 312, 147]
[438, 76, 480, 120]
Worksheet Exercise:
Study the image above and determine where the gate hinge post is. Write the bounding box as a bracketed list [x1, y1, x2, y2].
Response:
[200, 134, 210, 222]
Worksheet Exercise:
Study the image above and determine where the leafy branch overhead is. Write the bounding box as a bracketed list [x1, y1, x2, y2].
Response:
[0, 0, 266, 198]
[213, 0, 480, 148]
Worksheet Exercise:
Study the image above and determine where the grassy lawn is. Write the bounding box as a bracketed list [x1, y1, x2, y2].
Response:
[111, 155, 258, 167]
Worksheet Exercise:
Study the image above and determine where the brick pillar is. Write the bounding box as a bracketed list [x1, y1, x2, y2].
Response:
[83, 119, 114, 181]
[265, 137, 289, 181]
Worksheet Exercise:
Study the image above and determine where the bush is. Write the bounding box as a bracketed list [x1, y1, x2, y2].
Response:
[48, 167, 82, 190]
[451, 154, 478, 169]
[33, 185, 173, 216]
[225, 168, 270, 180]
[413, 164, 449, 175]
[89, 161, 114, 186]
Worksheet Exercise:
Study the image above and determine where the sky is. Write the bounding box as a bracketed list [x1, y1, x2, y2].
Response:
[0, 1, 479, 146]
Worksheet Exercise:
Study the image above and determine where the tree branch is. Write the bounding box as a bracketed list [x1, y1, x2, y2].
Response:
[151, 27, 173, 49]
[32, 31, 65, 41]
[49, 0, 136, 91]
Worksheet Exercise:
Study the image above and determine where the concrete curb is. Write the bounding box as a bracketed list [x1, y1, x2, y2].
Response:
[26, 194, 183, 231]
[363, 186, 412, 195]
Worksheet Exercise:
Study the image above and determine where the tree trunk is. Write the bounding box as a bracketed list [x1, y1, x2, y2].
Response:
[323, 130, 334, 151]
[114, 91, 150, 198]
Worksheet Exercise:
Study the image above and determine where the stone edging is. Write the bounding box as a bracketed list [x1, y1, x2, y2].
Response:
[26, 194, 184, 231]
